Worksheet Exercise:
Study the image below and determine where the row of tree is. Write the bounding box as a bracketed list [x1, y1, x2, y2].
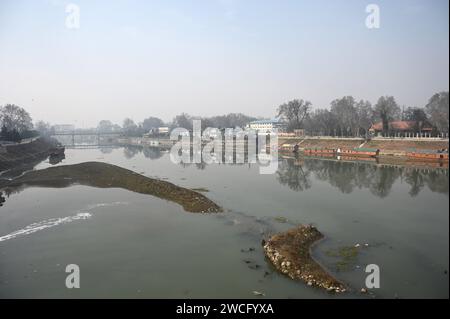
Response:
[96, 117, 166, 136]
[91, 92, 449, 138]
[98, 113, 258, 136]
[170, 113, 257, 131]
[277, 92, 449, 136]
[3, 90, 448, 141]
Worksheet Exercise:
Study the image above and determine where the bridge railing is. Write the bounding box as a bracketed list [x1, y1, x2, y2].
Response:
[51, 131, 123, 136]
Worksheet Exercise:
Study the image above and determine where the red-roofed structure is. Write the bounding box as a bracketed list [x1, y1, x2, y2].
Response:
[369, 121, 433, 137]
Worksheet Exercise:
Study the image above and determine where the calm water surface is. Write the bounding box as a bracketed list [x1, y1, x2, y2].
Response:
[0, 146, 448, 298]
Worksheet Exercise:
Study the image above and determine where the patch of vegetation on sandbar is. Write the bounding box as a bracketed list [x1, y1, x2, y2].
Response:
[190, 187, 210, 193]
[0, 162, 222, 213]
[325, 245, 362, 272]
[262, 225, 346, 293]
[273, 216, 289, 223]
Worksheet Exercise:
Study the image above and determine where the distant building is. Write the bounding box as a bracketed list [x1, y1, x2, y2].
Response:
[369, 121, 433, 137]
[53, 124, 75, 133]
[158, 127, 169, 134]
[247, 119, 285, 133]
[145, 126, 170, 137]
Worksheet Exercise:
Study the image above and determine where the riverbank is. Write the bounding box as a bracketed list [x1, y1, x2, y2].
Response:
[279, 137, 449, 157]
[0, 137, 58, 172]
[117, 136, 449, 154]
[0, 161, 222, 213]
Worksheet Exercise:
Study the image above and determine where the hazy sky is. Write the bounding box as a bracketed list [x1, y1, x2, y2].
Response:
[0, 0, 448, 127]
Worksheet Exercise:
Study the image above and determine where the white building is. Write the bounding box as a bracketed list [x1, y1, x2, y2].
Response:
[247, 119, 285, 133]
[158, 127, 169, 134]
[145, 126, 170, 136]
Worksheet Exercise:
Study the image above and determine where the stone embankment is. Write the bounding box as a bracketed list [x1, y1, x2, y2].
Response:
[279, 137, 449, 157]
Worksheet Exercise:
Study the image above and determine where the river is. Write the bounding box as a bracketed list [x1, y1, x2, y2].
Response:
[0, 146, 448, 298]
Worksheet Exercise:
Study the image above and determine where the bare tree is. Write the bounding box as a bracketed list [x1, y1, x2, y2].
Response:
[425, 92, 449, 135]
[355, 100, 373, 137]
[142, 117, 164, 132]
[0, 104, 33, 133]
[305, 109, 337, 136]
[374, 96, 401, 135]
[122, 118, 139, 136]
[171, 113, 193, 131]
[97, 120, 114, 133]
[35, 120, 53, 136]
[277, 99, 312, 131]
[330, 96, 358, 136]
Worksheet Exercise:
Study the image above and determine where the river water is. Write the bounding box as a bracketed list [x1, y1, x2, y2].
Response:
[0, 146, 448, 298]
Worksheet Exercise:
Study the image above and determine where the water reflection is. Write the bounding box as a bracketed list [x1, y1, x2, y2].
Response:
[123, 145, 141, 159]
[276, 157, 449, 197]
[99, 147, 113, 154]
[276, 160, 312, 191]
[123, 145, 166, 160]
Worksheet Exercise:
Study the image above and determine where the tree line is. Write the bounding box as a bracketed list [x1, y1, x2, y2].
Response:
[115, 91, 448, 138]
[98, 113, 258, 136]
[2, 90, 448, 141]
[277, 92, 449, 137]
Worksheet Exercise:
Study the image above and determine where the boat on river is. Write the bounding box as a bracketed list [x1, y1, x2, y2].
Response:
[406, 149, 449, 161]
[49, 145, 65, 157]
[303, 148, 336, 156]
[338, 148, 379, 158]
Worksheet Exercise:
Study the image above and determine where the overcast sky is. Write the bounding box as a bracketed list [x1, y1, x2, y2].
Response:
[0, 0, 448, 128]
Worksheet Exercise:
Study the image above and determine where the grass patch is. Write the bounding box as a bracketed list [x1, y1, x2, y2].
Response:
[325, 246, 360, 272]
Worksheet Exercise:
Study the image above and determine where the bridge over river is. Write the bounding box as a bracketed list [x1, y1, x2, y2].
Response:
[51, 131, 122, 147]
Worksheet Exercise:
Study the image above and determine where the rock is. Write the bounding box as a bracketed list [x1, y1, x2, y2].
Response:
[252, 290, 265, 297]
[361, 288, 367, 293]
